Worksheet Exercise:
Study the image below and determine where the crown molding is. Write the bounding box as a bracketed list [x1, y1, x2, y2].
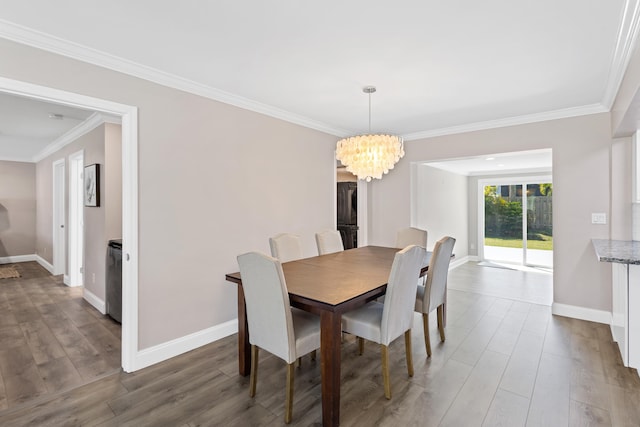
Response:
[402, 103, 608, 141]
[602, 0, 640, 109]
[0, 154, 33, 163]
[0, 10, 634, 142]
[32, 112, 119, 163]
[0, 19, 349, 138]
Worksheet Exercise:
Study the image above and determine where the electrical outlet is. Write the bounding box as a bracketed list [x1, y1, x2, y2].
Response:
[592, 213, 607, 224]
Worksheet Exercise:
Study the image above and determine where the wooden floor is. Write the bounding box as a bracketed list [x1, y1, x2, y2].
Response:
[448, 261, 553, 306]
[1, 262, 639, 426]
[0, 262, 121, 412]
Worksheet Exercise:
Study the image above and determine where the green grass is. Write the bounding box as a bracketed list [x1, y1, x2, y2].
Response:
[485, 237, 553, 251]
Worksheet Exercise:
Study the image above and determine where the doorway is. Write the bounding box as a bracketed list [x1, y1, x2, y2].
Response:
[68, 150, 84, 287]
[0, 76, 139, 372]
[52, 158, 66, 275]
[479, 177, 553, 268]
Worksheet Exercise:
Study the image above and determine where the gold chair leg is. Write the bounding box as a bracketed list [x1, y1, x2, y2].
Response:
[404, 330, 414, 377]
[381, 345, 391, 399]
[358, 337, 365, 355]
[285, 363, 295, 423]
[311, 350, 316, 361]
[437, 305, 446, 342]
[422, 313, 432, 357]
[249, 345, 259, 397]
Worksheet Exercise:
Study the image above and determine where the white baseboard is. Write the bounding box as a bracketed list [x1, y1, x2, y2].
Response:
[133, 319, 238, 371]
[35, 255, 54, 274]
[450, 255, 473, 270]
[552, 303, 612, 325]
[0, 254, 37, 264]
[83, 288, 106, 314]
[63, 275, 70, 286]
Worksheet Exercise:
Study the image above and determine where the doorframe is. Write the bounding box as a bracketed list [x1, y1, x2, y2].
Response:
[52, 158, 66, 276]
[0, 76, 139, 372]
[334, 155, 369, 247]
[68, 150, 84, 287]
[478, 174, 552, 266]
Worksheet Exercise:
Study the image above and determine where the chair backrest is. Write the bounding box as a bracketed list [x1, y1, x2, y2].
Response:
[315, 230, 345, 255]
[396, 227, 428, 248]
[380, 245, 426, 345]
[237, 252, 297, 364]
[269, 233, 303, 263]
[423, 236, 456, 313]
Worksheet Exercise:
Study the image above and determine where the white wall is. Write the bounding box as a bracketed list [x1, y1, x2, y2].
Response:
[413, 164, 468, 255]
[611, 138, 633, 240]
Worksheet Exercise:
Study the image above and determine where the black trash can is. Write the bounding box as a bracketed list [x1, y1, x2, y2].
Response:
[106, 239, 122, 323]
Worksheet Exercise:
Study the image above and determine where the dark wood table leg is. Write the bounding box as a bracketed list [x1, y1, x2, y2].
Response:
[237, 284, 251, 376]
[321, 310, 342, 426]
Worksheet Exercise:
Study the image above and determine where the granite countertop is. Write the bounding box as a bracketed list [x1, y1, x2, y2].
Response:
[592, 239, 640, 264]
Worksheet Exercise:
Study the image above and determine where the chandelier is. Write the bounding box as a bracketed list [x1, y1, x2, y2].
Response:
[336, 86, 404, 182]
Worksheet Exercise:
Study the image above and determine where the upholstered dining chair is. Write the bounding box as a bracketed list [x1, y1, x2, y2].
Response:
[395, 227, 428, 248]
[341, 245, 426, 399]
[237, 252, 321, 424]
[415, 236, 456, 357]
[315, 230, 345, 255]
[269, 233, 303, 263]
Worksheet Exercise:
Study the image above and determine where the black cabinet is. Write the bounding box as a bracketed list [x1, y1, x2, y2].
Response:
[337, 182, 358, 249]
[106, 239, 122, 323]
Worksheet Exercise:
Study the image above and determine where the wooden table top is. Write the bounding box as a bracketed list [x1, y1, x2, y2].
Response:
[226, 246, 430, 308]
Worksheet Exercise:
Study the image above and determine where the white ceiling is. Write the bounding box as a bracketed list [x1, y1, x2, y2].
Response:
[425, 149, 552, 176]
[0, 1, 637, 160]
[0, 92, 94, 162]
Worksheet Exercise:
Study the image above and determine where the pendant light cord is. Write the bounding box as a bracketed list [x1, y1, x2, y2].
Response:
[368, 91, 372, 134]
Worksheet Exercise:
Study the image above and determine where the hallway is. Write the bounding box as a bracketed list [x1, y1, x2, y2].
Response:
[0, 262, 121, 410]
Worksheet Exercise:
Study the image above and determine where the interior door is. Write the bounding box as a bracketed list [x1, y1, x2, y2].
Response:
[52, 159, 66, 275]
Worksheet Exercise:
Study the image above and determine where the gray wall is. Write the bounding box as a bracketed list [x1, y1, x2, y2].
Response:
[414, 164, 468, 255]
[0, 38, 337, 350]
[369, 113, 613, 313]
[4, 28, 638, 353]
[0, 160, 36, 257]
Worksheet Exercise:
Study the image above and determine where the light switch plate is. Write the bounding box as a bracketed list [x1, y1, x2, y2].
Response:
[592, 213, 607, 224]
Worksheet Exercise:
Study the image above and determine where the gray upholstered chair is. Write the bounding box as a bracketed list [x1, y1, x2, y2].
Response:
[395, 227, 428, 248]
[237, 252, 321, 424]
[415, 236, 456, 357]
[315, 230, 345, 255]
[341, 245, 426, 399]
[269, 233, 303, 263]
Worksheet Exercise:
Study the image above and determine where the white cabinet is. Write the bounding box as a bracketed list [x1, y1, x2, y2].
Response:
[612, 262, 640, 369]
[629, 265, 640, 368]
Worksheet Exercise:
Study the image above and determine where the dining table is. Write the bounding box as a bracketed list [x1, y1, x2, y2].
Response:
[225, 245, 434, 426]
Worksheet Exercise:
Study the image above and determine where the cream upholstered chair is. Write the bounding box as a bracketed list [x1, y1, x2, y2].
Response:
[269, 233, 303, 263]
[341, 245, 426, 399]
[415, 236, 456, 357]
[315, 230, 345, 255]
[237, 252, 321, 424]
[396, 227, 428, 248]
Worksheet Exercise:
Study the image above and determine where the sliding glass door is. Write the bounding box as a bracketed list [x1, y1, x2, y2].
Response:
[481, 178, 552, 267]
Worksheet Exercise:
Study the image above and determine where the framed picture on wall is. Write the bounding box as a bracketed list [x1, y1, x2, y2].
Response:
[84, 163, 100, 207]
